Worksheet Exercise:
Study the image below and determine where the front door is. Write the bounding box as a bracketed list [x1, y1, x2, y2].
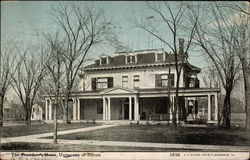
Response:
[124, 103, 129, 120]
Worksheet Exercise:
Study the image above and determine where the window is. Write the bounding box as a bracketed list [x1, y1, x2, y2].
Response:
[126, 55, 137, 63]
[161, 74, 168, 87]
[188, 78, 199, 88]
[122, 76, 128, 88]
[91, 77, 113, 90]
[101, 57, 107, 65]
[155, 53, 165, 61]
[133, 75, 140, 88]
[97, 100, 103, 114]
[4, 108, 10, 118]
[97, 78, 108, 89]
[155, 74, 174, 87]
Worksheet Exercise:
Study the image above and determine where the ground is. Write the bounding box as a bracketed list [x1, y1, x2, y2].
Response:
[44, 124, 249, 146]
[1, 122, 98, 137]
[1, 123, 249, 151]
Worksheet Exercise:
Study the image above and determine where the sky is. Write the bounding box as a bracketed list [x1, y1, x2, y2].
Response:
[1, 1, 206, 65]
[1, 1, 246, 102]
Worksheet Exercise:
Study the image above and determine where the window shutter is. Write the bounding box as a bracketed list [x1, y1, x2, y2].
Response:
[91, 78, 96, 90]
[108, 77, 113, 88]
[195, 78, 200, 88]
[155, 74, 161, 87]
[169, 74, 174, 86]
[195, 101, 198, 114]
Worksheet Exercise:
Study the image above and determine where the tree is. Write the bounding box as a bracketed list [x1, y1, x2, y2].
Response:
[43, 33, 66, 143]
[189, 2, 242, 128]
[220, 2, 250, 130]
[49, 2, 109, 123]
[217, 1, 250, 15]
[201, 65, 222, 89]
[132, 1, 199, 125]
[11, 44, 47, 125]
[0, 43, 17, 127]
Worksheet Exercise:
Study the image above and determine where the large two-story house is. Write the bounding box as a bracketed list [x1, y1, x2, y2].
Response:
[45, 39, 220, 124]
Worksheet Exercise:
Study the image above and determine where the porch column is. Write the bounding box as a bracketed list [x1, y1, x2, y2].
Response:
[208, 94, 211, 121]
[73, 98, 77, 120]
[214, 93, 218, 121]
[45, 98, 48, 120]
[185, 98, 188, 116]
[49, 99, 52, 120]
[134, 96, 139, 121]
[176, 96, 179, 122]
[169, 95, 174, 120]
[77, 99, 80, 120]
[103, 97, 106, 120]
[107, 97, 111, 120]
[129, 97, 132, 120]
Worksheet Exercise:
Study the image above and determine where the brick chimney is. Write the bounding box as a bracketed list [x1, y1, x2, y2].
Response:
[178, 38, 184, 54]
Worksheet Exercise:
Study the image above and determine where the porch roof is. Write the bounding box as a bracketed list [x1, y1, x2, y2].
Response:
[68, 87, 220, 99]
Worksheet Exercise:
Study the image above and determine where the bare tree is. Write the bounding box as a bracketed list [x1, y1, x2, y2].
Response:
[0, 43, 17, 127]
[132, 1, 199, 125]
[217, 1, 250, 15]
[42, 33, 66, 143]
[11, 44, 47, 125]
[49, 2, 108, 123]
[189, 2, 242, 128]
[201, 65, 222, 89]
[220, 2, 250, 130]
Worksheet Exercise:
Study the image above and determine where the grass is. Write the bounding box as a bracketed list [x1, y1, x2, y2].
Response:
[0, 142, 200, 151]
[45, 124, 250, 146]
[1, 122, 99, 137]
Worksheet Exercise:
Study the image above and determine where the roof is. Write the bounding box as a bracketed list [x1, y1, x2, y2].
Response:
[69, 87, 220, 96]
[82, 49, 190, 71]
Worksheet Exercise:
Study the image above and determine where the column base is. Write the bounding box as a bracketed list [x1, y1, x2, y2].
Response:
[207, 120, 218, 124]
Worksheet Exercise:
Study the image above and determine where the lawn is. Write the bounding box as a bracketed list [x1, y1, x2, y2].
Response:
[0, 142, 199, 151]
[46, 124, 250, 146]
[1, 122, 99, 137]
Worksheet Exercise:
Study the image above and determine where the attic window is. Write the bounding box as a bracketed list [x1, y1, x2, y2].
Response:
[100, 57, 109, 65]
[126, 55, 137, 64]
[155, 53, 165, 61]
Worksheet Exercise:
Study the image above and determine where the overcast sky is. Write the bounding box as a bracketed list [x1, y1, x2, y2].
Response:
[1, 1, 207, 66]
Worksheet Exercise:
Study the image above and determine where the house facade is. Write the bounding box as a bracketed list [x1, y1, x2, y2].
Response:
[3, 98, 25, 121]
[31, 103, 44, 121]
[45, 39, 220, 124]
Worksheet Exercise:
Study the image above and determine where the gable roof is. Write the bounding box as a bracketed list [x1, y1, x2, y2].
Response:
[100, 86, 138, 95]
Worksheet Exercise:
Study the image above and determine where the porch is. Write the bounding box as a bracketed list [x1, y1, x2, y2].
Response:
[44, 87, 220, 124]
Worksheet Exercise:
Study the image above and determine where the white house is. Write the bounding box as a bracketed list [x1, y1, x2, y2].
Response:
[31, 103, 44, 121]
[45, 39, 220, 124]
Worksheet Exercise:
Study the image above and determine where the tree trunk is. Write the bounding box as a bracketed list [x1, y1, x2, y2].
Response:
[0, 94, 4, 127]
[63, 92, 70, 124]
[173, 67, 181, 126]
[244, 67, 250, 130]
[25, 106, 31, 125]
[53, 103, 58, 144]
[222, 89, 232, 129]
[172, 93, 179, 126]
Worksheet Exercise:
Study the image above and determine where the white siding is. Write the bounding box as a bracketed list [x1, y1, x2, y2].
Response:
[82, 66, 185, 91]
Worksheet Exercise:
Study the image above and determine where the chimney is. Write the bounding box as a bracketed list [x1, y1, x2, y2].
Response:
[178, 38, 184, 54]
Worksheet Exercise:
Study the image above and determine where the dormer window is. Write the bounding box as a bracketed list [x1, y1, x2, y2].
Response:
[125, 55, 137, 64]
[99, 56, 109, 65]
[155, 53, 165, 62]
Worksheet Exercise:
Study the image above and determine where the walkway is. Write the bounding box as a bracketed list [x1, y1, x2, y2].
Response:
[1, 123, 249, 151]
